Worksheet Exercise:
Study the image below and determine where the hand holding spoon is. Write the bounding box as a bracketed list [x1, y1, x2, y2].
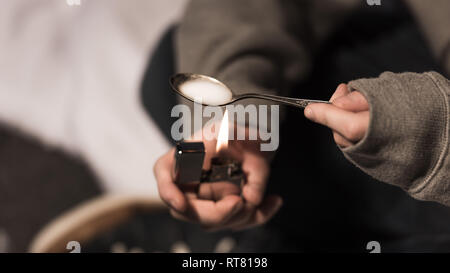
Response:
[170, 73, 330, 108]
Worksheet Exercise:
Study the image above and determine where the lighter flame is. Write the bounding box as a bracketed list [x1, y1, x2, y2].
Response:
[216, 109, 229, 152]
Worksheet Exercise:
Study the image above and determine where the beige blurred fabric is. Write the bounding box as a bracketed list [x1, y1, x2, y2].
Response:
[0, 0, 187, 197]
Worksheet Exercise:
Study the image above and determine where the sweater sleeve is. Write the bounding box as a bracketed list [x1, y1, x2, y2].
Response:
[343, 71, 450, 206]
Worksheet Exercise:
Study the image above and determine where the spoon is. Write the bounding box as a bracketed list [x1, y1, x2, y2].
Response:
[170, 73, 330, 108]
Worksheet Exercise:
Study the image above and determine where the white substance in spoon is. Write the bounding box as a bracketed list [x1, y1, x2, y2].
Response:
[180, 78, 232, 106]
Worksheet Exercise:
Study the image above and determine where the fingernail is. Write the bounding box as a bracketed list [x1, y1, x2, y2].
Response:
[304, 107, 314, 120]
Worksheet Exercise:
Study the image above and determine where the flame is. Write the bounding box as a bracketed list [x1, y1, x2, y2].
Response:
[216, 109, 229, 153]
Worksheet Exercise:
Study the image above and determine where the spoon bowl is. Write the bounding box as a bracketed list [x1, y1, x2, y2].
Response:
[170, 73, 330, 108]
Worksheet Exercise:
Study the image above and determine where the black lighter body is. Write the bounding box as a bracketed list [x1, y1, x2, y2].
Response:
[173, 142, 205, 184]
[174, 141, 245, 188]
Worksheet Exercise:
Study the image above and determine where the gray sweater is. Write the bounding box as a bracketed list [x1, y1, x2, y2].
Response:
[176, 0, 450, 206]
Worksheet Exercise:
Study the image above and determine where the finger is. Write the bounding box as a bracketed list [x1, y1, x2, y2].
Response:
[170, 208, 193, 223]
[241, 152, 270, 206]
[304, 104, 369, 142]
[154, 149, 187, 212]
[206, 195, 284, 232]
[333, 131, 354, 148]
[333, 91, 369, 112]
[197, 182, 241, 201]
[172, 195, 244, 227]
[206, 202, 256, 232]
[231, 195, 283, 231]
[330, 83, 350, 102]
[210, 195, 282, 232]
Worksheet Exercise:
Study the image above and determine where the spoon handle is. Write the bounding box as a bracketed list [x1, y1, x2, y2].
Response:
[295, 99, 331, 108]
[237, 93, 330, 108]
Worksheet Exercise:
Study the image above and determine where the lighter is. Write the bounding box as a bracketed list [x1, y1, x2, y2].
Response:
[173, 142, 205, 185]
[173, 141, 245, 188]
[173, 109, 245, 189]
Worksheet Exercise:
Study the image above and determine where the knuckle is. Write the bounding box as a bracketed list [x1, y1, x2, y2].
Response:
[333, 132, 348, 148]
[337, 140, 348, 148]
[255, 215, 269, 227]
[210, 213, 228, 226]
[258, 215, 269, 225]
[245, 186, 264, 205]
[153, 157, 162, 176]
[333, 99, 346, 109]
[170, 210, 187, 222]
[344, 121, 361, 140]
[333, 133, 342, 144]
[169, 209, 179, 218]
[158, 188, 171, 203]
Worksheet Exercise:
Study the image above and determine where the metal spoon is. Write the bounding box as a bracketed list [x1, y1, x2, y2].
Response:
[170, 73, 330, 108]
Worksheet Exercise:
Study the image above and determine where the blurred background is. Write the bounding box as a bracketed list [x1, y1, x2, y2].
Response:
[1, 0, 449, 253]
[0, 0, 187, 252]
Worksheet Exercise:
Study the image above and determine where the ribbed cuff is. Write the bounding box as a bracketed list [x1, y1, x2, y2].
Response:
[341, 72, 449, 205]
